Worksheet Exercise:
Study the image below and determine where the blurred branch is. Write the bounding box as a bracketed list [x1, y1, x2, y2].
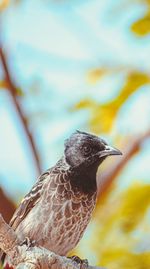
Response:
[98, 130, 150, 197]
[0, 214, 105, 269]
[0, 46, 42, 175]
[0, 187, 15, 222]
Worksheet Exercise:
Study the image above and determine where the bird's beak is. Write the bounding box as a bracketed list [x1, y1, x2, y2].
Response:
[98, 145, 122, 158]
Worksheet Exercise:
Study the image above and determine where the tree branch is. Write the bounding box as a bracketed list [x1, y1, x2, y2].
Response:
[98, 130, 150, 197]
[0, 187, 15, 223]
[0, 214, 105, 269]
[0, 46, 42, 175]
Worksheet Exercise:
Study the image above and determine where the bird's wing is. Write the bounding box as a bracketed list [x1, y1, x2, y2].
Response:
[9, 171, 49, 231]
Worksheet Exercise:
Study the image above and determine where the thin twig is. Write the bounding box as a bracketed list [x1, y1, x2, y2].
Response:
[0, 187, 15, 223]
[0, 46, 42, 175]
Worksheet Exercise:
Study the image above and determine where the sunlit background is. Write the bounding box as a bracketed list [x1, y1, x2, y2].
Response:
[0, 0, 150, 268]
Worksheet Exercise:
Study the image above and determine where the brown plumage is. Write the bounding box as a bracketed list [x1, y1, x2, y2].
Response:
[1, 131, 122, 266]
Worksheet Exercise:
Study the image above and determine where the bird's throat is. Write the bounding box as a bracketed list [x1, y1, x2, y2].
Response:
[69, 166, 97, 195]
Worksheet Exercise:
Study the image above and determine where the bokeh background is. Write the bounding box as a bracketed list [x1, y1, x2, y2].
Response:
[0, 0, 150, 268]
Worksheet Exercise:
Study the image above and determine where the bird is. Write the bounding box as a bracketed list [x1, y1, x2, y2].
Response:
[1, 130, 122, 268]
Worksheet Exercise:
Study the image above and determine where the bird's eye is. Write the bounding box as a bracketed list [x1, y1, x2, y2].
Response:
[83, 145, 92, 155]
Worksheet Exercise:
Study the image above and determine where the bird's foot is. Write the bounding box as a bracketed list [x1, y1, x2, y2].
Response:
[69, 255, 88, 269]
[20, 237, 36, 249]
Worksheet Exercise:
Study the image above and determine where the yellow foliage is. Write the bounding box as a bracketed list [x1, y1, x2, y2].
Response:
[0, 80, 9, 89]
[73, 72, 150, 133]
[74, 183, 150, 268]
[73, 99, 96, 110]
[0, 80, 24, 96]
[131, 12, 150, 36]
[89, 103, 118, 134]
[119, 184, 150, 232]
[87, 68, 107, 84]
[100, 250, 150, 269]
[115, 72, 150, 105]
[0, 0, 9, 11]
[94, 183, 150, 240]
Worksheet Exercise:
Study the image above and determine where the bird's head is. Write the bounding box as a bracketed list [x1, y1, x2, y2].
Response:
[64, 130, 122, 170]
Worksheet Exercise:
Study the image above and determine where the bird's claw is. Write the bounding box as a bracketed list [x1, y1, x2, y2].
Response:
[69, 256, 88, 269]
[20, 237, 36, 249]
